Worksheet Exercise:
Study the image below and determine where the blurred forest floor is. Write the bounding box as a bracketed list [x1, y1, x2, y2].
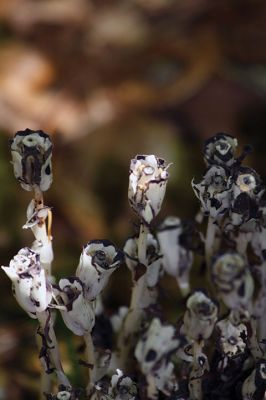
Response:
[0, 0, 266, 398]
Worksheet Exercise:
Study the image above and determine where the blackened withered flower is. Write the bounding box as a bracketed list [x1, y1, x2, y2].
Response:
[216, 318, 247, 358]
[211, 252, 254, 310]
[157, 216, 193, 296]
[182, 291, 218, 341]
[128, 155, 170, 225]
[204, 133, 238, 167]
[110, 369, 137, 400]
[230, 166, 264, 228]
[53, 278, 95, 336]
[192, 165, 232, 219]
[76, 240, 123, 301]
[10, 128, 53, 191]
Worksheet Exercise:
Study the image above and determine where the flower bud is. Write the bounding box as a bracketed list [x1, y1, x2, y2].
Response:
[157, 216, 193, 296]
[53, 277, 95, 336]
[76, 240, 123, 300]
[211, 253, 254, 310]
[128, 155, 169, 224]
[204, 133, 238, 167]
[216, 318, 247, 358]
[192, 166, 232, 219]
[10, 128, 53, 191]
[183, 291, 218, 341]
[2, 248, 52, 317]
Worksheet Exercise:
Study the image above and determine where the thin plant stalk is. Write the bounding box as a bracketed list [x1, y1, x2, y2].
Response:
[84, 331, 95, 396]
[37, 311, 70, 388]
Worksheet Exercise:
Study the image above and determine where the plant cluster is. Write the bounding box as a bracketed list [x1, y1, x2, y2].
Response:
[2, 130, 266, 400]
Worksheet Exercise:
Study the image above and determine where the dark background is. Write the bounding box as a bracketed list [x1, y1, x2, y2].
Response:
[0, 0, 266, 398]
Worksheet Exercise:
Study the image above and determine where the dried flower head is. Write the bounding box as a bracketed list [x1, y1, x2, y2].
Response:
[230, 167, 264, 227]
[211, 253, 254, 310]
[192, 166, 232, 219]
[10, 128, 53, 191]
[204, 133, 238, 167]
[76, 240, 123, 301]
[128, 155, 169, 224]
[2, 248, 52, 317]
[183, 291, 218, 341]
[216, 318, 247, 358]
[157, 216, 193, 295]
[110, 369, 137, 400]
[53, 277, 95, 336]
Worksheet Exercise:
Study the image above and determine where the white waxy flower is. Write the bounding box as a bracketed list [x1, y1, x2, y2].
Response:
[76, 240, 123, 301]
[242, 360, 266, 400]
[2, 248, 52, 317]
[216, 318, 247, 358]
[204, 133, 238, 167]
[10, 128, 53, 191]
[192, 166, 232, 219]
[183, 291, 218, 341]
[110, 369, 137, 400]
[128, 155, 170, 224]
[135, 318, 180, 394]
[53, 277, 95, 336]
[157, 216, 193, 296]
[211, 252, 254, 310]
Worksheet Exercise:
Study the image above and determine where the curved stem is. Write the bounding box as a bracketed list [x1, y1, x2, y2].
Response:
[84, 331, 95, 396]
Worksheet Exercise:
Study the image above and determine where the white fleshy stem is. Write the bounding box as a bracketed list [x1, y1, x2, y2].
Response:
[84, 331, 95, 396]
[36, 311, 70, 387]
[117, 224, 149, 370]
[248, 316, 263, 361]
[189, 341, 205, 400]
[236, 232, 251, 260]
[36, 331, 52, 399]
[147, 375, 158, 400]
[205, 216, 216, 271]
[138, 223, 148, 265]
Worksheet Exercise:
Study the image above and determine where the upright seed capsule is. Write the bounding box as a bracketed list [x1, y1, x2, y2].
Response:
[10, 128, 53, 192]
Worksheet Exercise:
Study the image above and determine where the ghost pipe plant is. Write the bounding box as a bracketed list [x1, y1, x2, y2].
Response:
[10, 129, 54, 277]
[5, 130, 266, 400]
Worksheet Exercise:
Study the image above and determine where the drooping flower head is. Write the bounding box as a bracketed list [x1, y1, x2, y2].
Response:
[183, 291, 218, 341]
[128, 155, 170, 225]
[204, 133, 238, 167]
[76, 240, 123, 301]
[53, 277, 95, 336]
[2, 247, 52, 317]
[157, 216, 193, 296]
[10, 128, 53, 191]
[211, 252, 254, 310]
